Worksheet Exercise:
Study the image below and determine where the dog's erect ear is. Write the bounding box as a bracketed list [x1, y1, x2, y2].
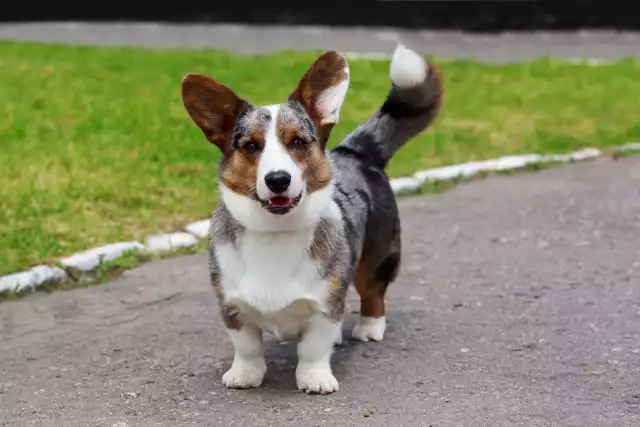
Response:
[290, 51, 350, 144]
[181, 73, 248, 152]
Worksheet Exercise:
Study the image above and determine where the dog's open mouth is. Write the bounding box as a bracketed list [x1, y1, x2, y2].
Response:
[259, 193, 303, 215]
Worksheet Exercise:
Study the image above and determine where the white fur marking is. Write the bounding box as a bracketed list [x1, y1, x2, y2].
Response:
[352, 316, 386, 342]
[220, 181, 335, 232]
[217, 229, 326, 314]
[256, 104, 304, 200]
[389, 44, 427, 88]
[216, 198, 342, 320]
[222, 326, 267, 389]
[316, 67, 350, 126]
[216, 216, 343, 392]
[296, 314, 341, 394]
[333, 326, 344, 346]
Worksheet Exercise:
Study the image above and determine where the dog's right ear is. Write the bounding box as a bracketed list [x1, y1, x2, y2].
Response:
[181, 73, 248, 152]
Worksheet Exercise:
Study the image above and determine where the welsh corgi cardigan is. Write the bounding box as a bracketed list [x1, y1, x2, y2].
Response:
[181, 44, 443, 394]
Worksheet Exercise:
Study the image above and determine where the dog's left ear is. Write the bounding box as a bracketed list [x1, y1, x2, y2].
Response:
[290, 51, 350, 145]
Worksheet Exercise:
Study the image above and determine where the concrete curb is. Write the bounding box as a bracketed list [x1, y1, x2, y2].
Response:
[344, 52, 619, 66]
[1, 142, 638, 295]
[60, 241, 146, 272]
[145, 232, 199, 253]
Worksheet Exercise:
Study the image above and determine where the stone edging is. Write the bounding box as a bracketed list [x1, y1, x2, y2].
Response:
[1, 143, 639, 294]
[344, 53, 617, 66]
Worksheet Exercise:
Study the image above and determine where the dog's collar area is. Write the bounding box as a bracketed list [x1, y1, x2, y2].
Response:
[258, 192, 303, 215]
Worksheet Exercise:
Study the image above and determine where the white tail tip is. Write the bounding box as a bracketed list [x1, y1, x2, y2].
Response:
[389, 43, 428, 88]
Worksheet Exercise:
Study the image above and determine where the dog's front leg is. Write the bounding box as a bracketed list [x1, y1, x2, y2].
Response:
[296, 314, 341, 394]
[222, 324, 267, 389]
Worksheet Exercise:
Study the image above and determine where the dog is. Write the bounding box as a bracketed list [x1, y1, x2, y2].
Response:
[181, 43, 443, 394]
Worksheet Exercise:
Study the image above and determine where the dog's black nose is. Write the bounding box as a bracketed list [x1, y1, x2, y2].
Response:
[264, 170, 291, 193]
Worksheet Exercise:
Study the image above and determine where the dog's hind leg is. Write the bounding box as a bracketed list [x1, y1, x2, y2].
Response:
[352, 223, 401, 342]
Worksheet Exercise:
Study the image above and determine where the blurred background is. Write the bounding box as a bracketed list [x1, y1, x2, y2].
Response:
[1, 0, 637, 31]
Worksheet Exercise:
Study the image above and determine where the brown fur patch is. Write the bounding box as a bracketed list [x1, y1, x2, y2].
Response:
[354, 249, 400, 319]
[301, 144, 333, 193]
[181, 73, 248, 152]
[326, 275, 346, 321]
[221, 306, 243, 330]
[308, 222, 334, 261]
[218, 126, 266, 198]
[354, 260, 386, 318]
[353, 217, 402, 318]
[212, 278, 243, 330]
[277, 121, 302, 145]
[289, 51, 349, 142]
[276, 117, 333, 194]
[219, 151, 259, 197]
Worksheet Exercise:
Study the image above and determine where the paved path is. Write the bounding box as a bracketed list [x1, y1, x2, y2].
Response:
[2, 156, 639, 426]
[1, 23, 640, 61]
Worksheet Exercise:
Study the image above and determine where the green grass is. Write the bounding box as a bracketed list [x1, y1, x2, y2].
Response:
[1, 42, 639, 275]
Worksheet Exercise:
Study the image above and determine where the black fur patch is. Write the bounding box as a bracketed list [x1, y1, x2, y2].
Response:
[380, 87, 433, 119]
[375, 252, 401, 285]
[332, 138, 386, 168]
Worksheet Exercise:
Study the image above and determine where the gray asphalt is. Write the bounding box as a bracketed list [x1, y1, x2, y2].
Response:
[1, 156, 639, 426]
[1, 23, 640, 61]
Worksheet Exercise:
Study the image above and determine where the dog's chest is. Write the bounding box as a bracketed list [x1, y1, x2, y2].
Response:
[216, 229, 328, 339]
[239, 300, 316, 342]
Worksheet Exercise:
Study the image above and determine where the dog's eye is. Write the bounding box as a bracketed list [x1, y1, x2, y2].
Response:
[243, 141, 261, 156]
[291, 138, 307, 150]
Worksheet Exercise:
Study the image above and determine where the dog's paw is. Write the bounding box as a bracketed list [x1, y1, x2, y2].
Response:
[333, 329, 344, 346]
[222, 358, 266, 389]
[296, 364, 339, 394]
[352, 316, 386, 342]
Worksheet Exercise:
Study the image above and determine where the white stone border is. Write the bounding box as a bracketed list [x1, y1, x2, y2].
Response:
[344, 52, 618, 66]
[1, 143, 638, 295]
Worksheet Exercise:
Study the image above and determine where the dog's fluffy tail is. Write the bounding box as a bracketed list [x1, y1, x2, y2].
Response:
[334, 44, 443, 168]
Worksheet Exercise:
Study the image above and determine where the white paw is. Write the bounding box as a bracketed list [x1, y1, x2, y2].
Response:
[334, 329, 344, 346]
[222, 358, 266, 389]
[352, 316, 386, 342]
[296, 364, 339, 394]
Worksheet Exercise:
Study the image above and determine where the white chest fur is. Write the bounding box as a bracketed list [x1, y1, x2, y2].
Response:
[215, 228, 329, 341]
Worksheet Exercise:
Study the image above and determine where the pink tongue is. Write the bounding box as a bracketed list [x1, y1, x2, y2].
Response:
[270, 196, 290, 207]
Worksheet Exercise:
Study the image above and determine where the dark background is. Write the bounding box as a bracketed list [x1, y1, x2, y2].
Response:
[1, 1, 636, 32]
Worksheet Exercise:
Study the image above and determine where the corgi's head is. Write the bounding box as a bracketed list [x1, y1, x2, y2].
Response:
[182, 51, 349, 232]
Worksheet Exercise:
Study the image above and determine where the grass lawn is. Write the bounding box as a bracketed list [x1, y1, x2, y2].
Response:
[1, 42, 639, 275]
